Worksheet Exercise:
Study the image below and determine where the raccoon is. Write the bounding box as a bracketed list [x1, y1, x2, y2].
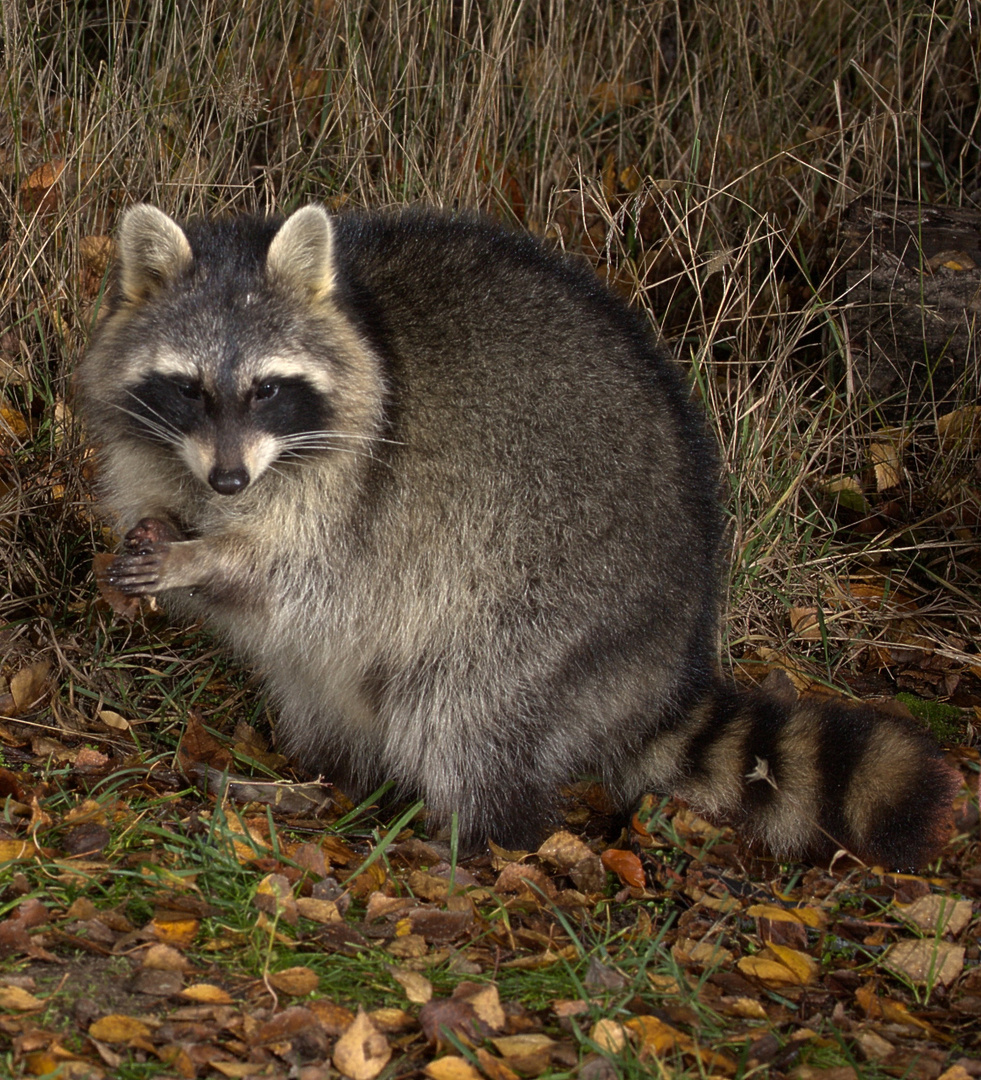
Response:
[77, 203, 960, 869]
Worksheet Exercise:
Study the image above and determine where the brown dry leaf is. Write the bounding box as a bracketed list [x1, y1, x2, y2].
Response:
[88, 1014, 153, 1043]
[487, 838, 529, 868]
[600, 848, 645, 888]
[536, 830, 594, 869]
[93, 552, 142, 620]
[210, 1063, 262, 1078]
[789, 606, 822, 641]
[9, 662, 51, 714]
[475, 1047, 522, 1080]
[673, 936, 734, 968]
[368, 1006, 415, 1033]
[20, 158, 66, 213]
[424, 1057, 482, 1080]
[495, 861, 554, 899]
[254, 872, 298, 926]
[588, 1019, 628, 1052]
[749, 648, 813, 692]
[938, 405, 981, 450]
[590, 79, 645, 110]
[419, 981, 506, 1046]
[309, 998, 356, 1034]
[141, 943, 190, 972]
[465, 983, 505, 1031]
[296, 896, 343, 923]
[333, 1008, 392, 1080]
[269, 965, 320, 996]
[895, 895, 973, 936]
[854, 984, 950, 1040]
[389, 967, 433, 1004]
[493, 1035, 555, 1058]
[883, 939, 965, 989]
[78, 234, 113, 300]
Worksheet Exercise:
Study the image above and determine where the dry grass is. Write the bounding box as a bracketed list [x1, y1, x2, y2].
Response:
[2, 0, 980, 708]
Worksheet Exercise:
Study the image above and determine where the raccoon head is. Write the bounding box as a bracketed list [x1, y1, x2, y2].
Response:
[101, 204, 368, 497]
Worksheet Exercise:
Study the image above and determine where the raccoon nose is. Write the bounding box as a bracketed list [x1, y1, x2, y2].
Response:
[208, 466, 250, 495]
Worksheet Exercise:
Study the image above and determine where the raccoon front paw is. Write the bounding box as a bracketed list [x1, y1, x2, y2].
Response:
[124, 517, 181, 554]
[99, 545, 171, 595]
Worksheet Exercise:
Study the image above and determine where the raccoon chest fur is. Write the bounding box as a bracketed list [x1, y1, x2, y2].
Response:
[79, 203, 959, 869]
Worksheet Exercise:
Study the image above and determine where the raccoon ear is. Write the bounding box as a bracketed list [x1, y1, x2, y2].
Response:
[117, 205, 193, 304]
[266, 205, 335, 301]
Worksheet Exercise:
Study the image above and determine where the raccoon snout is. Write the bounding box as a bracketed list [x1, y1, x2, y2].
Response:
[208, 466, 250, 495]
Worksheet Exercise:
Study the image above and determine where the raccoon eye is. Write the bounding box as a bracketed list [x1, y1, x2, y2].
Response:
[255, 381, 279, 401]
[176, 382, 202, 400]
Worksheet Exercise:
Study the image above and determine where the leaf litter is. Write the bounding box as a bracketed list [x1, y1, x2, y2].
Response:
[0, 713, 977, 1079]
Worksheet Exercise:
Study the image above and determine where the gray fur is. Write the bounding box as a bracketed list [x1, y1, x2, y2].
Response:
[77, 204, 959, 867]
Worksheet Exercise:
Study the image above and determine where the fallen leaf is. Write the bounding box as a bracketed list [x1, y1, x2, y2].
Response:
[588, 1019, 628, 1053]
[333, 1008, 392, 1080]
[471, 1048, 523, 1080]
[870, 440, 902, 490]
[254, 872, 298, 925]
[269, 965, 320, 996]
[883, 939, 965, 989]
[88, 1014, 153, 1043]
[390, 967, 433, 1004]
[537, 830, 595, 869]
[895, 895, 973, 936]
[9, 662, 51, 713]
[0, 986, 44, 1011]
[296, 896, 343, 923]
[492, 1035, 556, 1057]
[600, 848, 645, 888]
[425, 1057, 482, 1080]
[180, 983, 233, 1003]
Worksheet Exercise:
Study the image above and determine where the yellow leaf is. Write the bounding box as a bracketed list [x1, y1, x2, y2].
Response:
[625, 1015, 685, 1054]
[88, 1013, 153, 1042]
[150, 916, 198, 948]
[737, 954, 803, 987]
[870, 441, 902, 491]
[425, 1057, 483, 1080]
[0, 986, 44, 1010]
[0, 839, 36, 861]
[0, 406, 29, 440]
[767, 943, 818, 985]
[180, 983, 233, 1004]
